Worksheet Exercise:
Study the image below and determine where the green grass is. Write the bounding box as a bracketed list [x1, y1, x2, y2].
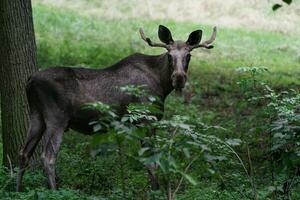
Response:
[33, 3, 300, 86]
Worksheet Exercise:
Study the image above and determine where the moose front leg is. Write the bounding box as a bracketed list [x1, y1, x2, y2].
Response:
[142, 128, 160, 190]
[146, 163, 159, 190]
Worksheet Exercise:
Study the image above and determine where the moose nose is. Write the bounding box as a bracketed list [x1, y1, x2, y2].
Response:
[171, 72, 187, 89]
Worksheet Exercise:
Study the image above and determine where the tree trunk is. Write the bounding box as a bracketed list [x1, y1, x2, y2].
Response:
[0, 0, 38, 167]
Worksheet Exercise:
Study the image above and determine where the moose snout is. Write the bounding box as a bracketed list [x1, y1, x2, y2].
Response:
[171, 72, 187, 90]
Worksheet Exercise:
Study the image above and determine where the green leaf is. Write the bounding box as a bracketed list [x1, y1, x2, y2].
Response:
[91, 130, 116, 147]
[225, 138, 242, 146]
[93, 124, 102, 132]
[121, 116, 129, 122]
[179, 124, 191, 130]
[267, 186, 276, 192]
[183, 148, 191, 158]
[273, 132, 285, 138]
[272, 4, 282, 11]
[138, 147, 150, 156]
[282, 0, 292, 5]
[200, 144, 211, 152]
[180, 172, 197, 186]
[168, 155, 178, 169]
[206, 155, 227, 162]
[208, 168, 216, 175]
[265, 85, 273, 92]
[148, 96, 156, 102]
[91, 132, 111, 146]
[141, 153, 161, 165]
[158, 160, 169, 173]
[108, 111, 117, 118]
[132, 128, 147, 138]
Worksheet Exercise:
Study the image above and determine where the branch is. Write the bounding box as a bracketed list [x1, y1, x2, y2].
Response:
[172, 156, 200, 199]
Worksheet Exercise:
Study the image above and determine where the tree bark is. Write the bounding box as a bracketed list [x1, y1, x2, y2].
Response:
[0, 0, 38, 167]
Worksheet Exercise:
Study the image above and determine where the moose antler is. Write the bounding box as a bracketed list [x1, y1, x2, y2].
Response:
[190, 26, 217, 50]
[139, 28, 169, 49]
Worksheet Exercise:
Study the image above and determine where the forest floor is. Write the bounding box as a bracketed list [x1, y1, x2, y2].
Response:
[0, 0, 300, 199]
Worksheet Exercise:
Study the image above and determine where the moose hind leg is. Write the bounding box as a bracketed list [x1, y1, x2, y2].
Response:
[141, 128, 160, 190]
[147, 164, 159, 190]
[17, 113, 45, 192]
[41, 124, 64, 190]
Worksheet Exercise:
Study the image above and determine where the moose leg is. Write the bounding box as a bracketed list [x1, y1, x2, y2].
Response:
[146, 164, 159, 190]
[41, 124, 64, 190]
[142, 128, 160, 190]
[17, 112, 45, 192]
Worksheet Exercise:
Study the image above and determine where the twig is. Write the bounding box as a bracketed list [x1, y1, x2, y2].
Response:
[172, 156, 199, 200]
[167, 181, 172, 200]
[218, 174, 246, 200]
[0, 155, 16, 192]
[6, 154, 14, 177]
[285, 169, 299, 199]
[166, 127, 178, 200]
[118, 145, 126, 200]
[247, 145, 258, 200]
[223, 143, 258, 200]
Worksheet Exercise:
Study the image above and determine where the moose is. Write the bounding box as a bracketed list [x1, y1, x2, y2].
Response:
[16, 25, 217, 191]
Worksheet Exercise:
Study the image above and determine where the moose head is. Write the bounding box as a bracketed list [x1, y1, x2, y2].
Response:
[139, 25, 217, 92]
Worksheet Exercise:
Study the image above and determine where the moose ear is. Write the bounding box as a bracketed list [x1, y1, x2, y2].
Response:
[158, 25, 174, 44]
[186, 30, 202, 46]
